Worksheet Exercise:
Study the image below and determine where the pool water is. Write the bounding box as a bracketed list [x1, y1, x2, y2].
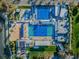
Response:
[34, 25, 47, 36]
[23, 10, 31, 20]
[35, 6, 50, 20]
[28, 24, 55, 37]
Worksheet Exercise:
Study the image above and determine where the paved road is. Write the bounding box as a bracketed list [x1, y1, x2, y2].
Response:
[0, 23, 6, 59]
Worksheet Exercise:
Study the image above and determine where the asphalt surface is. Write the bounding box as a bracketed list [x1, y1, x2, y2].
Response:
[0, 24, 6, 59]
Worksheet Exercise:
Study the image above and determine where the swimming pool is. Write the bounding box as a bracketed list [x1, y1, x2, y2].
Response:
[28, 24, 55, 37]
[23, 10, 31, 20]
[35, 6, 50, 20]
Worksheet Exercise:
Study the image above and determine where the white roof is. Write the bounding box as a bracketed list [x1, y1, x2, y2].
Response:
[60, 8, 67, 17]
[35, 41, 51, 46]
[55, 5, 59, 16]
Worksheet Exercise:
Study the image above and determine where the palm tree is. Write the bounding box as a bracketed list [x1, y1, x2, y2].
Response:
[0, 0, 16, 19]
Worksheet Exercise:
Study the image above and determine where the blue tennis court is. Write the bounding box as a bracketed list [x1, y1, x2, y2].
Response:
[35, 6, 50, 20]
[28, 24, 55, 37]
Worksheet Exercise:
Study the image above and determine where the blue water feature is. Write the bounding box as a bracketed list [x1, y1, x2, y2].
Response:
[28, 24, 55, 37]
[36, 6, 50, 20]
[34, 25, 47, 36]
[31, 5, 35, 14]
[20, 23, 24, 38]
[23, 10, 31, 20]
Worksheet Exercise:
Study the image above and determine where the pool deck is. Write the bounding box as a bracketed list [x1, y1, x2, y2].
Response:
[9, 23, 29, 41]
[24, 23, 28, 40]
[17, 0, 62, 6]
[9, 23, 21, 41]
[8, 3, 70, 55]
[30, 36, 53, 41]
[9, 5, 69, 43]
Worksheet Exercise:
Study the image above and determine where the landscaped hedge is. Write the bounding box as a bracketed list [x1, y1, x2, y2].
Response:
[0, 28, 2, 32]
[18, 6, 31, 9]
[72, 7, 78, 16]
[26, 46, 56, 52]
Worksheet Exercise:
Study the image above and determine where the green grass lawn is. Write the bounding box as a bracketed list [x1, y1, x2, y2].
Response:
[29, 51, 54, 59]
[18, 6, 31, 9]
[26, 46, 56, 52]
[0, 28, 2, 33]
[29, 51, 44, 59]
[26, 46, 56, 59]
[72, 6, 79, 54]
